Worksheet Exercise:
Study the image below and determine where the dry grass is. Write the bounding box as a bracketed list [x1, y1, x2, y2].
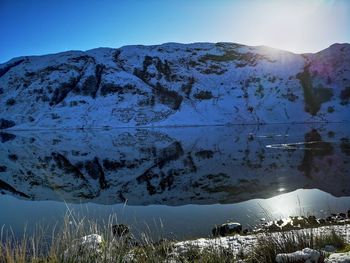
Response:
[247, 229, 347, 263]
[0, 210, 348, 263]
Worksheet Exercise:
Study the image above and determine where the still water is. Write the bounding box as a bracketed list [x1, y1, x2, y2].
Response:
[0, 123, 349, 240]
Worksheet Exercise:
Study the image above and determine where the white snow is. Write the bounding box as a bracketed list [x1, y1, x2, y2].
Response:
[276, 248, 320, 263]
[0, 42, 349, 130]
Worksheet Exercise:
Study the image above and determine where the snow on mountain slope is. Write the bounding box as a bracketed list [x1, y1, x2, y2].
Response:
[0, 123, 349, 205]
[0, 42, 349, 130]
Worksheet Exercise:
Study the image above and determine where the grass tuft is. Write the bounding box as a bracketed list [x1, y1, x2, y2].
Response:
[247, 229, 347, 263]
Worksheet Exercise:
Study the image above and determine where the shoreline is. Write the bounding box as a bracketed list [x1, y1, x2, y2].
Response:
[175, 224, 350, 253]
[2, 120, 350, 132]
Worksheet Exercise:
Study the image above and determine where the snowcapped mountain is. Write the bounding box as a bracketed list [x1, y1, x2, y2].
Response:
[0, 42, 349, 130]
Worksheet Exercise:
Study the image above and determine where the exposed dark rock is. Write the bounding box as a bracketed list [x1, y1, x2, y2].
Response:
[0, 119, 15, 129]
[181, 77, 195, 98]
[282, 91, 299, 102]
[340, 86, 350, 105]
[83, 64, 105, 98]
[338, 213, 346, 219]
[52, 152, 86, 180]
[183, 153, 197, 172]
[212, 222, 242, 237]
[0, 59, 25, 78]
[155, 58, 171, 81]
[153, 82, 183, 110]
[136, 170, 157, 195]
[195, 150, 214, 159]
[81, 75, 98, 97]
[85, 159, 99, 179]
[50, 77, 81, 106]
[133, 55, 154, 83]
[0, 179, 29, 198]
[318, 218, 326, 225]
[326, 216, 335, 223]
[199, 49, 268, 67]
[100, 83, 122, 96]
[0, 132, 16, 143]
[268, 223, 280, 232]
[85, 157, 107, 189]
[112, 50, 121, 63]
[307, 215, 318, 226]
[201, 64, 227, 75]
[8, 154, 18, 161]
[0, 166, 7, 172]
[340, 137, 350, 156]
[112, 224, 129, 237]
[68, 55, 92, 63]
[135, 142, 184, 195]
[193, 90, 213, 100]
[281, 222, 298, 231]
[103, 159, 125, 170]
[6, 98, 16, 106]
[156, 142, 184, 169]
[159, 174, 174, 191]
[296, 66, 334, 115]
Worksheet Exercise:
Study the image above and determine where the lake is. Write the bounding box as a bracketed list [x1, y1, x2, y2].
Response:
[0, 123, 349, 240]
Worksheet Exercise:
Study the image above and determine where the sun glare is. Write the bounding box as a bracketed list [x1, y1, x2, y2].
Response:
[265, 194, 298, 216]
[236, 0, 345, 53]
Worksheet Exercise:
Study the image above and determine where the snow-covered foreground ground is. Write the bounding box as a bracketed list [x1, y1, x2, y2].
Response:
[174, 225, 350, 256]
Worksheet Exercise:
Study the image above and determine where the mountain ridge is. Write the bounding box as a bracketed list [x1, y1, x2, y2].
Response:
[3, 42, 349, 64]
[1, 42, 349, 130]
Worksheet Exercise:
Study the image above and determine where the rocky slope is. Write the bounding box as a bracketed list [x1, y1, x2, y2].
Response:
[0, 42, 349, 129]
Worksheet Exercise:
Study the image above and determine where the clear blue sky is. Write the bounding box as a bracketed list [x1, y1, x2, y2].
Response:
[1, 0, 349, 63]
